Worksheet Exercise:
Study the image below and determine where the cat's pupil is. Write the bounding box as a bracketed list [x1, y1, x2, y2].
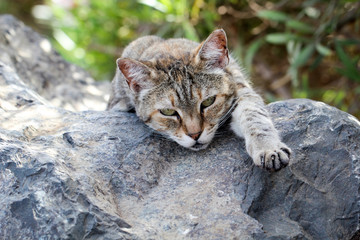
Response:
[201, 96, 216, 108]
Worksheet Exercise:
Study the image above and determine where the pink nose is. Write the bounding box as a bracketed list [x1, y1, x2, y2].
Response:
[189, 131, 202, 140]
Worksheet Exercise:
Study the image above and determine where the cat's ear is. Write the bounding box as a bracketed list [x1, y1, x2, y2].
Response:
[195, 29, 229, 70]
[117, 58, 155, 93]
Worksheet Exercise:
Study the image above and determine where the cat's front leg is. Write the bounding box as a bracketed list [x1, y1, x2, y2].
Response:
[230, 89, 291, 171]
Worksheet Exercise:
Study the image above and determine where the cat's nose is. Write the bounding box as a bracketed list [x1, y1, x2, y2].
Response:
[188, 131, 202, 141]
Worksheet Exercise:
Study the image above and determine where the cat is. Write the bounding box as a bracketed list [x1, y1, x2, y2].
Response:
[107, 29, 291, 171]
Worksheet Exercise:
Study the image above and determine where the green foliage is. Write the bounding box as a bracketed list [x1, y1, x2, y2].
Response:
[245, 38, 264, 71]
[334, 40, 360, 82]
[265, 33, 308, 45]
[257, 10, 289, 22]
[42, 0, 218, 80]
[243, 1, 359, 102]
[253, 0, 359, 116]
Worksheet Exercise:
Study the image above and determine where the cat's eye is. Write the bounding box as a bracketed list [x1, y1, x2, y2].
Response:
[201, 96, 216, 108]
[160, 108, 177, 116]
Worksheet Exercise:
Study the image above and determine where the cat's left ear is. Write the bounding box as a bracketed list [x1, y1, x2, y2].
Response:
[195, 29, 229, 70]
[117, 58, 155, 94]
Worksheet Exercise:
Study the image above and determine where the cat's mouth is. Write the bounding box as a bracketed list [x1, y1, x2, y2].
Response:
[189, 142, 209, 151]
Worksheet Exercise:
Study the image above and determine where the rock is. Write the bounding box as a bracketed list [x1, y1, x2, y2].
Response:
[251, 100, 360, 239]
[0, 14, 110, 111]
[0, 15, 359, 239]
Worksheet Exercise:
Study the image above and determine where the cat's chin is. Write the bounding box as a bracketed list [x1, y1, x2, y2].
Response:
[188, 142, 209, 151]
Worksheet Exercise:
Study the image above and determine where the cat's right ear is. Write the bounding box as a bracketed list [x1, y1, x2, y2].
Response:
[194, 29, 229, 70]
[117, 58, 154, 93]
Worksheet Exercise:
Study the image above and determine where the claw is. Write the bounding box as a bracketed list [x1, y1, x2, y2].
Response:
[272, 159, 276, 170]
[270, 153, 277, 170]
[281, 147, 291, 158]
[260, 154, 265, 168]
[278, 152, 285, 167]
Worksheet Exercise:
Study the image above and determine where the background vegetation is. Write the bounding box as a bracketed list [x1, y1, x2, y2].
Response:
[1, 0, 359, 118]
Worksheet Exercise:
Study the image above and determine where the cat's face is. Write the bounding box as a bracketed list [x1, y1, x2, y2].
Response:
[118, 29, 236, 150]
[138, 71, 236, 150]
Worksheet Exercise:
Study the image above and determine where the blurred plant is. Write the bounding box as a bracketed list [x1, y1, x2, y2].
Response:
[34, 0, 218, 80]
[246, 0, 360, 115]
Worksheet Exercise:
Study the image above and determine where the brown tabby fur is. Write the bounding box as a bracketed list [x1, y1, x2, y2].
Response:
[107, 29, 291, 171]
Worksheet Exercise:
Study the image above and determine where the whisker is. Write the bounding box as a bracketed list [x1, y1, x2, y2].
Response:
[218, 114, 231, 127]
[218, 99, 238, 127]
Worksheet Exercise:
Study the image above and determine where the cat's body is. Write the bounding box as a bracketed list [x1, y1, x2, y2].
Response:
[107, 29, 291, 171]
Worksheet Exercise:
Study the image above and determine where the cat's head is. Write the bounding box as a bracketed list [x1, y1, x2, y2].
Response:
[117, 29, 238, 150]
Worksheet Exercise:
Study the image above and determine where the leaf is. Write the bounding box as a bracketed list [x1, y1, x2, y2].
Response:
[334, 39, 360, 45]
[286, 20, 314, 33]
[335, 41, 360, 82]
[182, 21, 199, 42]
[316, 43, 332, 56]
[310, 54, 324, 70]
[340, 0, 360, 2]
[245, 38, 265, 70]
[257, 10, 289, 22]
[292, 44, 315, 68]
[265, 33, 306, 44]
[337, 68, 360, 82]
[288, 66, 299, 88]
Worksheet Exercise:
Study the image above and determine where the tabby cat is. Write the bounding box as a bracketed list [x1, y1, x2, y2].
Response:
[107, 29, 291, 171]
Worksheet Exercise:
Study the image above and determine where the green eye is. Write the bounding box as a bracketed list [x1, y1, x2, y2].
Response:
[160, 108, 177, 116]
[201, 96, 216, 108]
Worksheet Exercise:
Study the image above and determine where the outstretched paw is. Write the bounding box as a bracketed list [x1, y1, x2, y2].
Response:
[253, 144, 291, 171]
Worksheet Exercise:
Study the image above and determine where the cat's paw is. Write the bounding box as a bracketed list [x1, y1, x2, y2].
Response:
[252, 143, 291, 171]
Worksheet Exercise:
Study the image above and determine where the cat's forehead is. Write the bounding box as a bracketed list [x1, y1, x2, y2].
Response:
[143, 53, 232, 109]
[149, 57, 223, 85]
[145, 51, 193, 69]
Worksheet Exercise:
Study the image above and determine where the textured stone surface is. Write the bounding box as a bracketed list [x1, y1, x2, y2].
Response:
[253, 100, 360, 239]
[0, 14, 109, 111]
[0, 15, 359, 239]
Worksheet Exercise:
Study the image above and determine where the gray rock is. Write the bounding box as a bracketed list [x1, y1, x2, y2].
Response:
[0, 15, 359, 239]
[252, 100, 360, 239]
[0, 14, 110, 111]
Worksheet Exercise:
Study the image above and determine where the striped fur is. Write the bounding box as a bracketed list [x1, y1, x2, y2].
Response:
[107, 29, 291, 171]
